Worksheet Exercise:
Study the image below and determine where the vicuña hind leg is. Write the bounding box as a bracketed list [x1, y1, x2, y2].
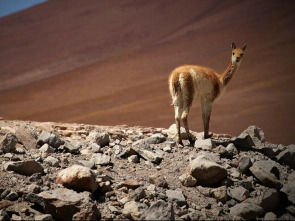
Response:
[201, 100, 213, 139]
[181, 108, 194, 145]
[174, 102, 183, 145]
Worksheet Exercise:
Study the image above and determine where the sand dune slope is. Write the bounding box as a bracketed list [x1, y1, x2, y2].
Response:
[0, 0, 294, 144]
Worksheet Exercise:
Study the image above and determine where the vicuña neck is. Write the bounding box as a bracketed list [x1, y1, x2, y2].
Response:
[220, 61, 239, 86]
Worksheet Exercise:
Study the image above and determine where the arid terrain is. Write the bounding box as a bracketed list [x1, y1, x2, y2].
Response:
[0, 119, 295, 220]
[0, 0, 295, 145]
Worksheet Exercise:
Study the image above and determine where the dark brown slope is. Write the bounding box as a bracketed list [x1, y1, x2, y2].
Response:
[0, 0, 295, 145]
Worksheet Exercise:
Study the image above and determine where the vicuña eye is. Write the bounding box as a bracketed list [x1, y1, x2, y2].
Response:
[241, 54, 244, 56]
[232, 52, 235, 55]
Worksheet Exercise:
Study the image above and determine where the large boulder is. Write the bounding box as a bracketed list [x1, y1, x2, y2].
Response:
[15, 124, 38, 149]
[249, 160, 281, 189]
[56, 165, 98, 193]
[28, 188, 100, 221]
[4, 160, 43, 176]
[240, 125, 265, 147]
[0, 133, 18, 153]
[187, 155, 227, 186]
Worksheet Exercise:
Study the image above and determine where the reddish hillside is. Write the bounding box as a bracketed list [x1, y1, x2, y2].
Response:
[0, 0, 294, 144]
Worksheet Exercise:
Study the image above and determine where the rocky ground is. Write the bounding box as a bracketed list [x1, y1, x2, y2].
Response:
[0, 118, 294, 221]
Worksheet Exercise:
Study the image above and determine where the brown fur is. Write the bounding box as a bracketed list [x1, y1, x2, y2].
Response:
[181, 72, 194, 108]
[203, 72, 220, 100]
[169, 71, 180, 96]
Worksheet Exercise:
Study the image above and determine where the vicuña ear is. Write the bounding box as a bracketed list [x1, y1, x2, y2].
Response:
[242, 43, 247, 51]
[231, 42, 236, 50]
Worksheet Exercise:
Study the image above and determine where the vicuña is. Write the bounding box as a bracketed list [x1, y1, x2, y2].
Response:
[169, 42, 247, 145]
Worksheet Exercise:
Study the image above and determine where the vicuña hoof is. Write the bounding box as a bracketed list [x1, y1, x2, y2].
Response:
[204, 132, 213, 139]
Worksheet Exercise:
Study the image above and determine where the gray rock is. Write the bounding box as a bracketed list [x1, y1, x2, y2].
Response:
[37, 131, 63, 148]
[187, 155, 227, 186]
[179, 173, 197, 187]
[44, 156, 60, 167]
[11, 214, 21, 221]
[72, 203, 100, 221]
[249, 160, 281, 189]
[167, 124, 194, 140]
[149, 173, 168, 188]
[140, 200, 175, 220]
[146, 133, 166, 144]
[225, 143, 238, 157]
[194, 138, 216, 150]
[228, 186, 249, 202]
[210, 186, 228, 203]
[39, 144, 55, 154]
[0, 209, 10, 221]
[78, 160, 95, 169]
[280, 183, 295, 204]
[4, 160, 43, 176]
[36, 188, 96, 221]
[234, 132, 255, 150]
[130, 187, 147, 201]
[1, 190, 10, 199]
[276, 145, 295, 169]
[132, 140, 163, 164]
[241, 125, 265, 147]
[5, 191, 18, 201]
[64, 142, 81, 154]
[277, 213, 295, 220]
[89, 143, 102, 153]
[91, 153, 111, 165]
[0, 133, 18, 153]
[244, 188, 280, 213]
[138, 149, 163, 164]
[239, 156, 252, 174]
[261, 144, 276, 159]
[166, 189, 186, 206]
[286, 206, 295, 216]
[34, 214, 53, 221]
[128, 155, 139, 163]
[28, 184, 40, 193]
[15, 124, 38, 149]
[260, 188, 280, 212]
[264, 212, 277, 221]
[87, 131, 109, 147]
[230, 202, 263, 220]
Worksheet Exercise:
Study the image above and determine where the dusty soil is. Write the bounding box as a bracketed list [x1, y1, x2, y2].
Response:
[0, 118, 295, 220]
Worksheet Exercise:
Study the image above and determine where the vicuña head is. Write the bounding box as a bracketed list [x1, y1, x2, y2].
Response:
[169, 42, 247, 145]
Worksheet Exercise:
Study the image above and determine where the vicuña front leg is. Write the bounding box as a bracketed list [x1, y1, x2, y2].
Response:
[201, 100, 213, 139]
